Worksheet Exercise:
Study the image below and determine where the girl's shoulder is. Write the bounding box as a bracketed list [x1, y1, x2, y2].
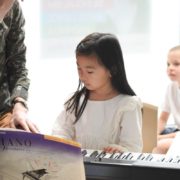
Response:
[116, 94, 142, 111]
[117, 94, 142, 104]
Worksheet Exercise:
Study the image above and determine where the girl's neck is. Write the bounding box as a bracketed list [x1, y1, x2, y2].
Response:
[89, 89, 119, 101]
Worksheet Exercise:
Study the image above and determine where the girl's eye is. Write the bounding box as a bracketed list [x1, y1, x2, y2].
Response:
[87, 71, 93, 74]
[174, 63, 180, 66]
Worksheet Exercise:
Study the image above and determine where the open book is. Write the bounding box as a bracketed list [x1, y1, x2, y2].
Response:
[0, 128, 85, 180]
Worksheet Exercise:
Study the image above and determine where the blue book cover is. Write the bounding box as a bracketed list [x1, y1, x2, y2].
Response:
[0, 128, 85, 180]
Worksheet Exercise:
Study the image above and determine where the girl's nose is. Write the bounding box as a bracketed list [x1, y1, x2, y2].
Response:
[168, 64, 174, 70]
[79, 72, 85, 81]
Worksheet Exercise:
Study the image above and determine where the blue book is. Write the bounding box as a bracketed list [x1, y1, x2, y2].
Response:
[0, 128, 85, 180]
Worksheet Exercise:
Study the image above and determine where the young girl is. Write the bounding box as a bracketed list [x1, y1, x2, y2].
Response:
[153, 45, 180, 154]
[52, 32, 143, 153]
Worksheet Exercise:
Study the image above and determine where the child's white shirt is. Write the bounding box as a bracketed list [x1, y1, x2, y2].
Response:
[161, 82, 180, 128]
[52, 94, 143, 152]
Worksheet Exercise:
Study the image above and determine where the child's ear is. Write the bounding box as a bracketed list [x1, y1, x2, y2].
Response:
[108, 71, 112, 78]
[110, 66, 118, 77]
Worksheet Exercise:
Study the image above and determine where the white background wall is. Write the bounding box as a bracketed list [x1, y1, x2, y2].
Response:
[20, 0, 180, 134]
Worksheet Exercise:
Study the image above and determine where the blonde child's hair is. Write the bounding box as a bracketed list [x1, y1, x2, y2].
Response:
[169, 45, 180, 52]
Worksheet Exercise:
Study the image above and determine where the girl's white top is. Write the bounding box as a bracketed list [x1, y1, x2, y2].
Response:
[52, 94, 143, 152]
[161, 82, 180, 128]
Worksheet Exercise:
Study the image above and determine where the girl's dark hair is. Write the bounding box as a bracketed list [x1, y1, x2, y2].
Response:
[65, 32, 136, 123]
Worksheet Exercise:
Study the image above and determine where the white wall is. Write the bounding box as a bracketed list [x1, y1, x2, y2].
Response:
[21, 0, 180, 134]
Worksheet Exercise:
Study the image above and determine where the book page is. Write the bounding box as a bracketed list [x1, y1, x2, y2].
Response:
[0, 129, 85, 180]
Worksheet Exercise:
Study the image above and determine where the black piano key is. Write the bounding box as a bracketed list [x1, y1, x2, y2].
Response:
[120, 152, 131, 160]
[81, 149, 87, 156]
[96, 151, 106, 158]
[90, 150, 99, 158]
[120, 153, 127, 160]
[102, 152, 112, 159]
[160, 157, 165, 162]
[175, 156, 180, 163]
[109, 152, 122, 159]
[128, 152, 142, 161]
[114, 153, 122, 159]
[141, 156, 145, 160]
[116, 152, 124, 159]
[95, 151, 106, 161]
[109, 152, 116, 159]
[145, 154, 153, 161]
[137, 153, 144, 160]
[165, 157, 172, 162]
[173, 156, 180, 163]
[124, 153, 132, 160]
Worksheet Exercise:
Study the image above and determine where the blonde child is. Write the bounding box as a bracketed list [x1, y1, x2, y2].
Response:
[153, 45, 180, 154]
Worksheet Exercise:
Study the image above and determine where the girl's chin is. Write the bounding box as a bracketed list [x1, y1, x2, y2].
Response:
[169, 76, 176, 81]
[84, 84, 91, 89]
[85, 87, 92, 90]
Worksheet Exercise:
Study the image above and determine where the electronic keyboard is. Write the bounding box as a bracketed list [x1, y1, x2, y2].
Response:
[82, 149, 180, 180]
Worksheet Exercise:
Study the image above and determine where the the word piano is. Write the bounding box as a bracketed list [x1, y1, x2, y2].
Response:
[82, 149, 180, 180]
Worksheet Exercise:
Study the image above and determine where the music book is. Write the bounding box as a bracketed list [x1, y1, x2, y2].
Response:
[0, 128, 85, 180]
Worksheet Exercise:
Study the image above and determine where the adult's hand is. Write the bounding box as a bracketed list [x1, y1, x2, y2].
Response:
[10, 102, 39, 133]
